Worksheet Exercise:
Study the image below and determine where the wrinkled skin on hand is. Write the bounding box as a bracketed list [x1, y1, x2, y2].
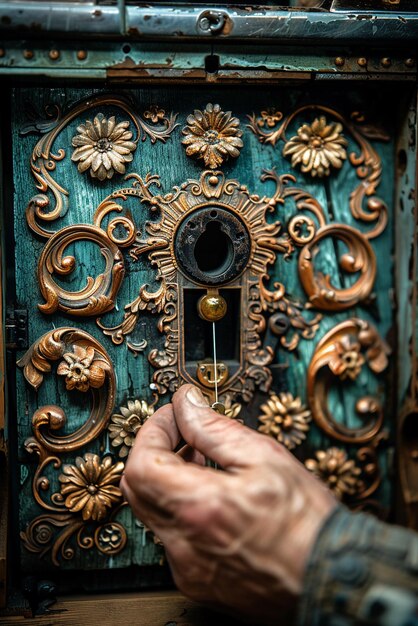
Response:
[121, 385, 336, 624]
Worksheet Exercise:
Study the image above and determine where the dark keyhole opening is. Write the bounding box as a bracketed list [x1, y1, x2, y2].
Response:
[194, 220, 233, 276]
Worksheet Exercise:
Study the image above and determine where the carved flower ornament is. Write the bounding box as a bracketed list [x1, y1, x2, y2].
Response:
[144, 104, 165, 124]
[58, 453, 124, 522]
[257, 107, 283, 128]
[305, 448, 361, 500]
[258, 392, 311, 450]
[182, 103, 244, 169]
[328, 335, 365, 382]
[109, 399, 155, 458]
[57, 344, 106, 392]
[283, 116, 347, 178]
[223, 396, 242, 419]
[96, 523, 125, 552]
[71, 113, 137, 181]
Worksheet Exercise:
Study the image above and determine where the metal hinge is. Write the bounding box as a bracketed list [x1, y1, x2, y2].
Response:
[5, 306, 28, 351]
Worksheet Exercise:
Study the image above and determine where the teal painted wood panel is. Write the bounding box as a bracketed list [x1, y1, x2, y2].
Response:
[11, 84, 400, 587]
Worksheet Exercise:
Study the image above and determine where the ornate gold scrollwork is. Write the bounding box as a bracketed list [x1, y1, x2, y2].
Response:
[37, 224, 125, 316]
[25, 96, 177, 319]
[20, 95, 394, 541]
[249, 102, 389, 321]
[298, 224, 376, 311]
[36, 194, 138, 317]
[18, 328, 128, 565]
[18, 328, 115, 452]
[25, 95, 178, 238]
[307, 318, 390, 444]
[269, 174, 377, 313]
[248, 104, 389, 240]
[97, 169, 319, 404]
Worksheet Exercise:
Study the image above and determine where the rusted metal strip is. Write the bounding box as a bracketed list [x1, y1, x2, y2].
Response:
[0, 41, 415, 80]
[0, 3, 418, 42]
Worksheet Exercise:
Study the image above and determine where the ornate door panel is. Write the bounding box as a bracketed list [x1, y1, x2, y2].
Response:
[12, 85, 398, 589]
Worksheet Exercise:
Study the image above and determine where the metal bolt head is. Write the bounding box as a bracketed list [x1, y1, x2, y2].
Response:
[357, 57, 367, 67]
[405, 58, 415, 68]
[77, 50, 88, 61]
[381, 57, 391, 68]
[23, 49, 34, 60]
[198, 16, 210, 31]
[335, 57, 345, 67]
[49, 49, 60, 61]
[197, 294, 227, 322]
[197, 10, 227, 34]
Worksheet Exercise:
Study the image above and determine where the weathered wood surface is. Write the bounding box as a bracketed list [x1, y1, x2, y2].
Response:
[11, 85, 397, 586]
[0, 121, 8, 609]
[0, 592, 249, 626]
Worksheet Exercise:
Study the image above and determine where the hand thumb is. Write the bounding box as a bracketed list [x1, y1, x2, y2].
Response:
[172, 385, 274, 469]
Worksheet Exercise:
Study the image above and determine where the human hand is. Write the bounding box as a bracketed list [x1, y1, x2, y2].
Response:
[120, 385, 337, 624]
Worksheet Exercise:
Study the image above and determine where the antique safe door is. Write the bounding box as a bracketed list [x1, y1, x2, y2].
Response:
[1, 2, 418, 612]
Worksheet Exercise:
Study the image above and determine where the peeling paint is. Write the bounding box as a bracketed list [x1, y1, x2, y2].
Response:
[0, 3, 417, 41]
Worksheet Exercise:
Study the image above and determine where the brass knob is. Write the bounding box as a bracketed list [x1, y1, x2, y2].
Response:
[197, 293, 227, 322]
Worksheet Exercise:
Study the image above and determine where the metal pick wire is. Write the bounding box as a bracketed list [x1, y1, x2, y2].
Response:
[212, 321, 218, 405]
[206, 321, 219, 470]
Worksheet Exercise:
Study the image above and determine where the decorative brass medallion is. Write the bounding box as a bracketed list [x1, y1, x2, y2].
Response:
[25, 94, 178, 238]
[283, 116, 348, 178]
[109, 399, 156, 458]
[182, 103, 243, 169]
[305, 448, 362, 500]
[71, 113, 137, 181]
[97, 168, 321, 406]
[258, 392, 311, 450]
[58, 453, 123, 522]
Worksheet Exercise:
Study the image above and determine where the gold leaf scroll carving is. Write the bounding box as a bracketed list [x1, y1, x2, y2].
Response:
[249, 107, 388, 311]
[307, 318, 390, 444]
[37, 224, 125, 316]
[18, 328, 115, 452]
[18, 328, 128, 565]
[248, 104, 389, 240]
[97, 170, 320, 404]
[298, 224, 376, 311]
[36, 198, 136, 317]
[24, 95, 178, 239]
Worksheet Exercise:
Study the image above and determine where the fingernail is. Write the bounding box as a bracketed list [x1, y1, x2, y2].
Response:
[186, 386, 209, 407]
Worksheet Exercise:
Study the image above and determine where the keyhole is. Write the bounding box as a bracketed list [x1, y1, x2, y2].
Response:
[194, 221, 233, 276]
[175, 205, 250, 286]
